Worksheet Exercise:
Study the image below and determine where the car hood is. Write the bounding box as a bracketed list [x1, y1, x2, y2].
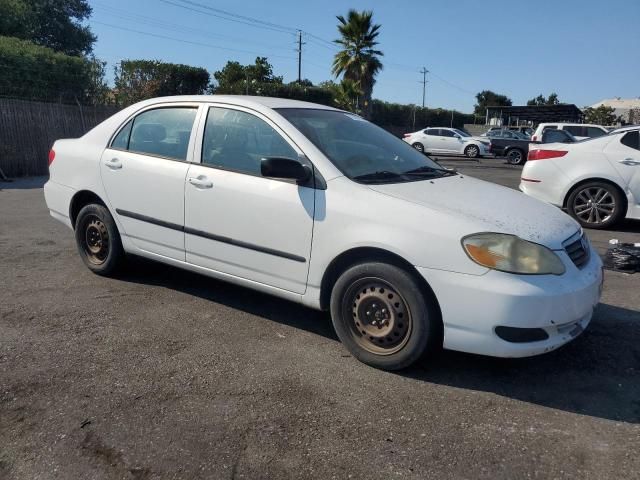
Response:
[368, 174, 579, 250]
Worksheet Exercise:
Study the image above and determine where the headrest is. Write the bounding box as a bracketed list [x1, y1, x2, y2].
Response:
[133, 123, 166, 143]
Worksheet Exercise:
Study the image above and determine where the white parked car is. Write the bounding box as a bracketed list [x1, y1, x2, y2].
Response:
[44, 96, 603, 370]
[403, 127, 490, 158]
[531, 123, 608, 142]
[521, 126, 640, 229]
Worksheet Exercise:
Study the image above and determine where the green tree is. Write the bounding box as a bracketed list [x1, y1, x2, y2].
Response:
[474, 90, 512, 116]
[319, 79, 363, 113]
[583, 105, 619, 125]
[212, 57, 282, 94]
[0, 0, 95, 55]
[332, 9, 383, 119]
[114, 60, 210, 106]
[527, 92, 560, 106]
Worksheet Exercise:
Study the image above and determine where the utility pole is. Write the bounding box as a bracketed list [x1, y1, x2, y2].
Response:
[297, 30, 304, 84]
[420, 67, 429, 108]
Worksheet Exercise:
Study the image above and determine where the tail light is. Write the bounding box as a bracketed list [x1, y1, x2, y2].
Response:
[528, 149, 567, 161]
[403, 133, 411, 138]
[48, 148, 56, 166]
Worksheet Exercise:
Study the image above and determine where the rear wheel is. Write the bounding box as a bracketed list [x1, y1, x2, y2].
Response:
[412, 142, 425, 154]
[464, 144, 480, 158]
[566, 181, 625, 229]
[75, 204, 124, 275]
[330, 262, 441, 370]
[506, 148, 525, 165]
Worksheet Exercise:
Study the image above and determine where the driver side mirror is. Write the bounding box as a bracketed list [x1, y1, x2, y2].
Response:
[261, 157, 311, 183]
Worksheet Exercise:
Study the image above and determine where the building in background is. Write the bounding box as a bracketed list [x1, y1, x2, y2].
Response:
[590, 98, 640, 124]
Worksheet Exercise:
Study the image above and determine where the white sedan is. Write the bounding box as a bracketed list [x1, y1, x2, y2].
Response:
[521, 126, 640, 229]
[45, 96, 602, 370]
[403, 127, 491, 158]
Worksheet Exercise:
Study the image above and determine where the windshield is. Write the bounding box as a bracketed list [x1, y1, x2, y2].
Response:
[453, 128, 471, 137]
[276, 108, 455, 184]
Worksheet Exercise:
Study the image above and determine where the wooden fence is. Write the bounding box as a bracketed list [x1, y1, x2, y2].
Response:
[0, 99, 121, 177]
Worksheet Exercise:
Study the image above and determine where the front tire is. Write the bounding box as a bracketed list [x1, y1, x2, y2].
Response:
[330, 262, 441, 371]
[75, 204, 124, 275]
[566, 181, 625, 229]
[464, 144, 480, 158]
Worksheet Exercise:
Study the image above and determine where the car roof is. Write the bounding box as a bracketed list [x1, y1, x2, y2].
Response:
[610, 125, 640, 134]
[133, 95, 339, 111]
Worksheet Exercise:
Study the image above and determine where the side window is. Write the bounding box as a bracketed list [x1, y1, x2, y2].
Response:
[202, 107, 298, 176]
[587, 127, 606, 138]
[621, 131, 639, 150]
[111, 119, 133, 150]
[439, 129, 455, 137]
[128, 107, 197, 161]
[543, 125, 558, 131]
[543, 129, 568, 143]
[564, 125, 583, 137]
[425, 129, 437, 136]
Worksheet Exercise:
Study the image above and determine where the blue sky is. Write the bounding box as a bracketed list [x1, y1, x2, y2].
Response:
[89, 0, 640, 113]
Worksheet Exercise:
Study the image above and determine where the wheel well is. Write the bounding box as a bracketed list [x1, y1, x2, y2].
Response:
[563, 178, 628, 212]
[319, 247, 442, 322]
[69, 190, 107, 228]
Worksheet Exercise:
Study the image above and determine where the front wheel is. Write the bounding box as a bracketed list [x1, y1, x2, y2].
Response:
[75, 204, 124, 275]
[464, 144, 480, 158]
[330, 262, 441, 370]
[566, 181, 625, 229]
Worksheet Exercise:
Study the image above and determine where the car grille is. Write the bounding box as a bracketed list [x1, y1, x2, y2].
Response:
[565, 235, 590, 269]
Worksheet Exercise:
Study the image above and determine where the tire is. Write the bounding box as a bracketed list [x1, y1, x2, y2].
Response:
[412, 142, 425, 154]
[464, 144, 480, 158]
[330, 262, 441, 371]
[566, 181, 625, 229]
[506, 148, 525, 165]
[74, 204, 124, 275]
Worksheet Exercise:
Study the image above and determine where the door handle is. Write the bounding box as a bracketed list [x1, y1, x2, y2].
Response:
[188, 176, 213, 189]
[105, 157, 122, 170]
[619, 158, 640, 166]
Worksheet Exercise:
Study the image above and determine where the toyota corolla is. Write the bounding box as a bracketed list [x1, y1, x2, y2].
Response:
[44, 96, 603, 370]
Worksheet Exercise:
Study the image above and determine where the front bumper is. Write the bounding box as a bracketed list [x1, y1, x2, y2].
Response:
[417, 247, 603, 358]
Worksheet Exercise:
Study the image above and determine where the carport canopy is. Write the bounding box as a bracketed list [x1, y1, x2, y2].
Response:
[486, 104, 584, 125]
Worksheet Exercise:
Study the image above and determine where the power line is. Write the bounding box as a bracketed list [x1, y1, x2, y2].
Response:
[91, 21, 297, 60]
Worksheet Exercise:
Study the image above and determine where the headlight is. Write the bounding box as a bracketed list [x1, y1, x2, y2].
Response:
[462, 233, 565, 275]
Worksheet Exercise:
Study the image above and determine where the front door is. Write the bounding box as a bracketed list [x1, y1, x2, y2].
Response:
[100, 105, 200, 261]
[184, 105, 315, 294]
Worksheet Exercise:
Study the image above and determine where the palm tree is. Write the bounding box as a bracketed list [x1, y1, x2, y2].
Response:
[332, 9, 383, 119]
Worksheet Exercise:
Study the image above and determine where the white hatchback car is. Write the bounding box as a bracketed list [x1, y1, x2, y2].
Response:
[403, 127, 490, 158]
[45, 96, 603, 370]
[521, 126, 640, 229]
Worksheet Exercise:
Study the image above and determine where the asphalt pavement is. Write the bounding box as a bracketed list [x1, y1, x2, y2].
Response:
[1, 166, 639, 480]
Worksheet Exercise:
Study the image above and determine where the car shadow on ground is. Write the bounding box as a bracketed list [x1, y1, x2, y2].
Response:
[0, 176, 48, 190]
[119, 256, 639, 424]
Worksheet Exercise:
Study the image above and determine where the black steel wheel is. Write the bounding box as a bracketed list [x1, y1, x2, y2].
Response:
[567, 181, 625, 229]
[75, 204, 124, 275]
[330, 262, 441, 370]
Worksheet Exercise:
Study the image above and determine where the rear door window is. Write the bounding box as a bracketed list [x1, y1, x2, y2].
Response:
[621, 131, 639, 150]
[564, 125, 584, 137]
[587, 127, 606, 138]
[439, 129, 455, 137]
[123, 107, 198, 161]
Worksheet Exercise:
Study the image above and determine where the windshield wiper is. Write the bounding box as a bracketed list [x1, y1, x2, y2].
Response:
[352, 170, 407, 183]
[402, 166, 457, 177]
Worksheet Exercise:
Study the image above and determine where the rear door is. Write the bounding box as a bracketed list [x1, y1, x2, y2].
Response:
[421, 128, 441, 152]
[183, 105, 315, 294]
[100, 104, 201, 261]
[605, 130, 640, 201]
